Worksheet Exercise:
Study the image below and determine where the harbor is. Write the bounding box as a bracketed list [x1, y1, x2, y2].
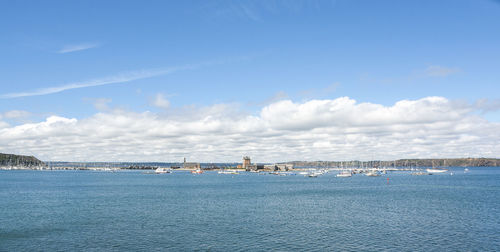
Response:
[1, 154, 496, 177]
[1, 166, 499, 251]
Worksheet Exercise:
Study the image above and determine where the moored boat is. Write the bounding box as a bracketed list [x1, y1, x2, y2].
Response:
[336, 171, 352, 177]
[426, 168, 448, 174]
[365, 170, 381, 177]
[218, 170, 239, 174]
[155, 167, 171, 174]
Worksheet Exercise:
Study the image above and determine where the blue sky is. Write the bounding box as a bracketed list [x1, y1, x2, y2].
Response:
[1, 0, 499, 162]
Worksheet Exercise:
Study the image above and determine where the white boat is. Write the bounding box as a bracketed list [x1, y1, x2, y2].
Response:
[155, 167, 171, 174]
[218, 170, 239, 174]
[426, 168, 448, 174]
[365, 170, 380, 177]
[336, 171, 352, 177]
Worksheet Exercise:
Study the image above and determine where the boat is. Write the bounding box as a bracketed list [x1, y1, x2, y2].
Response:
[426, 168, 448, 174]
[426, 160, 449, 174]
[336, 171, 352, 177]
[191, 169, 204, 174]
[365, 170, 381, 177]
[308, 173, 318, 178]
[155, 167, 171, 174]
[218, 170, 239, 174]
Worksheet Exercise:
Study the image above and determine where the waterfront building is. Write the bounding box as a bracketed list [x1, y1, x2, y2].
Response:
[277, 164, 293, 171]
[264, 164, 277, 171]
[183, 157, 200, 169]
[263, 164, 294, 171]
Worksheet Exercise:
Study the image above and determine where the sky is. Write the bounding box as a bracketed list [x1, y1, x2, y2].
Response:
[0, 0, 499, 162]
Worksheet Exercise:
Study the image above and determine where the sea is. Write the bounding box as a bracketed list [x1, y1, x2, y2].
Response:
[1, 167, 499, 251]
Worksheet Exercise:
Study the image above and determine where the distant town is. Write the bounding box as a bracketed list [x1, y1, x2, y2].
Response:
[1, 153, 499, 171]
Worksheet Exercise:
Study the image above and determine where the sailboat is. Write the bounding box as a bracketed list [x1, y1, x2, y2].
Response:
[426, 168, 447, 174]
[426, 160, 448, 174]
[218, 169, 239, 174]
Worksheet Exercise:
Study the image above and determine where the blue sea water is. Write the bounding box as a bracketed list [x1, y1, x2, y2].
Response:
[1, 168, 499, 251]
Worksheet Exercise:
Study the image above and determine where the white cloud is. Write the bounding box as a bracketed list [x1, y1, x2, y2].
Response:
[57, 42, 100, 54]
[0, 121, 9, 129]
[0, 96, 498, 162]
[151, 93, 170, 109]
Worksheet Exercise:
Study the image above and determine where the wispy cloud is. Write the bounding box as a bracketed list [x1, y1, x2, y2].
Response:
[151, 93, 171, 109]
[206, 0, 335, 21]
[1, 56, 252, 99]
[1, 66, 193, 99]
[424, 65, 460, 77]
[83, 97, 113, 111]
[1, 110, 32, 119]
[474, 98, 500, 113]
[298, 82, 340, 99]
[359, 65, 460, 85]
[57, 42, 100, 54]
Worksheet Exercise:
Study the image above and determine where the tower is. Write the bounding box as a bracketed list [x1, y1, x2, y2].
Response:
[243, 156, 251, 169]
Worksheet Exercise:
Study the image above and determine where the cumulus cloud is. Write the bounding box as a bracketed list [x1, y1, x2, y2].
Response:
[0, 121, 9, 129]
[0, 96, 498, 162]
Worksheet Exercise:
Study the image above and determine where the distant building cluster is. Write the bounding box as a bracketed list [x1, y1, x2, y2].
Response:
[183, 157, 200, 169]
[237, 156, 293, 171]
[264, 164, 294, 171]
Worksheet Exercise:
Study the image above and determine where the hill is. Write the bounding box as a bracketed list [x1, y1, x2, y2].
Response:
[0, 153, 45, 167]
